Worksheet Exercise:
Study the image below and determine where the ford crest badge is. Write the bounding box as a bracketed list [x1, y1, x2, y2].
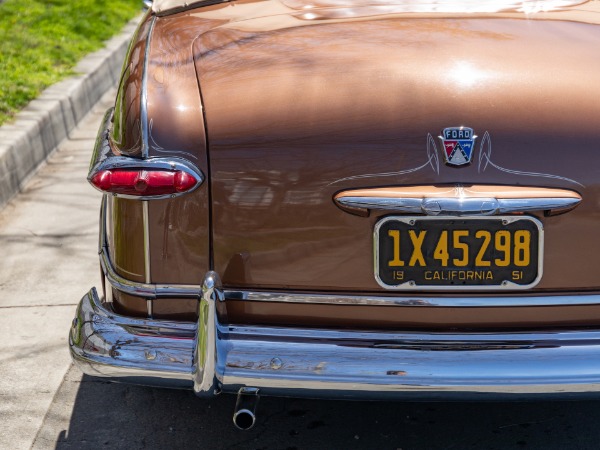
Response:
[439, 127, 477, 167]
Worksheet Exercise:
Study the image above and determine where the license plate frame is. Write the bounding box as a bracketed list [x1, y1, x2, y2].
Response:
[374, 216, 544, 290]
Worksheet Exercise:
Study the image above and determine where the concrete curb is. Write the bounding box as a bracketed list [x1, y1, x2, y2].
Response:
[0, 16, 140, 210]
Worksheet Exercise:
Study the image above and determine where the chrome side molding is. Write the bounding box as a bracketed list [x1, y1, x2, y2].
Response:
[335, 184, 582, 216]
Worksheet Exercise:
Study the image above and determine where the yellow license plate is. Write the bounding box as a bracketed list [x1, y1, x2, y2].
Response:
[374, 216, 543, 290]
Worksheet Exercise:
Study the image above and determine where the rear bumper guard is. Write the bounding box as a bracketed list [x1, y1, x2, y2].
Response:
[70, 272, 600, 400]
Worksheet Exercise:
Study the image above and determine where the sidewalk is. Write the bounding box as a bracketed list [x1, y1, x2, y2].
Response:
[0, 88, 113, 450]
[0, 14, 138, 448]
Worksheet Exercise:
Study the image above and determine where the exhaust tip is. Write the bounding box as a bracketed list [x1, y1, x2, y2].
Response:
[233, 409, 256, 430]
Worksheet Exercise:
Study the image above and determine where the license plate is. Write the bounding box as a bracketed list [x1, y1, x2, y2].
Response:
[374, 216, 543, 290]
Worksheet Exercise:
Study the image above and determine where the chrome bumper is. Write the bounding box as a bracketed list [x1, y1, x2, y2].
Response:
[70, 273, 600, 400]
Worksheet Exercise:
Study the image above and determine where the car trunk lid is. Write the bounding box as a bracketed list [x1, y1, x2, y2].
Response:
[193, 12, 600, 292]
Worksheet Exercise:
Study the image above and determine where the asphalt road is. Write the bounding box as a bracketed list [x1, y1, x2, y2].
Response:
[3, 90, 600, 450]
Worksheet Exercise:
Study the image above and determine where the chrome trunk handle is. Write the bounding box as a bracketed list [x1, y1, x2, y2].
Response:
[334, 185, 581, 217]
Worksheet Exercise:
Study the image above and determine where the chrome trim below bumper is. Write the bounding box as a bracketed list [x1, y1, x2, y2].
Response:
[226, 290, 600, 307]
[71, 282, 600, 399]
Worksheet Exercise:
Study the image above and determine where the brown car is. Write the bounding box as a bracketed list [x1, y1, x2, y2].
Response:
[70, 0, 600, 430]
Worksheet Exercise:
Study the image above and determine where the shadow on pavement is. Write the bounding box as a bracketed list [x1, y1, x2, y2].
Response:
[45, 372, 600, 450]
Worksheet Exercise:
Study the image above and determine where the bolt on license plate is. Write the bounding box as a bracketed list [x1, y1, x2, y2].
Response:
[374, 216, 543, 290]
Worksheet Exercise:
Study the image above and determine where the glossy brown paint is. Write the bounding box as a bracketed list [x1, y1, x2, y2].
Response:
[108, 12, 219, 315]
[153, 0, 595, 17]
[107, 197, 146, 283]
[111, 13, 153, 157]
[224, 300, 600, 331]
[98, 13, 153, 291]
[145, 14, 218, 162]
[111, 289, 148, 317]
[109, 1, 600, 329]
[112, 289, 199, 320]
[144, 14, 224, 284]
[192, 11, 600, 291]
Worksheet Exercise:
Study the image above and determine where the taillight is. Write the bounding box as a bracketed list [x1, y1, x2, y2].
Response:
[90, 169, 198, 197]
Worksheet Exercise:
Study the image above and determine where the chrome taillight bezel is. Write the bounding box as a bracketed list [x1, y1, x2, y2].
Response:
[88, 108, 204, 200]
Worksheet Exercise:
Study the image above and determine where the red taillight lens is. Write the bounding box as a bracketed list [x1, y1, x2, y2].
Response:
[90, 170, 197, 197]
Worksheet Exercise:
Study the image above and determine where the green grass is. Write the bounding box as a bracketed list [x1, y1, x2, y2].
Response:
[0, 0, 142, 125]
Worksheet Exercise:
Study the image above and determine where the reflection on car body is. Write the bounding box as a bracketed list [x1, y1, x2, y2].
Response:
[70, 0, 600, 430]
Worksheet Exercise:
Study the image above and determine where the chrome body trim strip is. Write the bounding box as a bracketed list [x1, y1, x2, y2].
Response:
[70, 284, 600, 399]
[336, 195, 581, 216]
[143, 200, 152, 316]
[140, 16, 156, 159]
[223, 290, 600, 307]
[147, 299, 154, 317]
[98, 194, 107, 255]
[146, 299, 154, 319]
[143, 200, 151, 284]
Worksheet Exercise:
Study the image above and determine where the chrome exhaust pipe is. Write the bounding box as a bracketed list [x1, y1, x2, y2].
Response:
[233, 387, 260, 430]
